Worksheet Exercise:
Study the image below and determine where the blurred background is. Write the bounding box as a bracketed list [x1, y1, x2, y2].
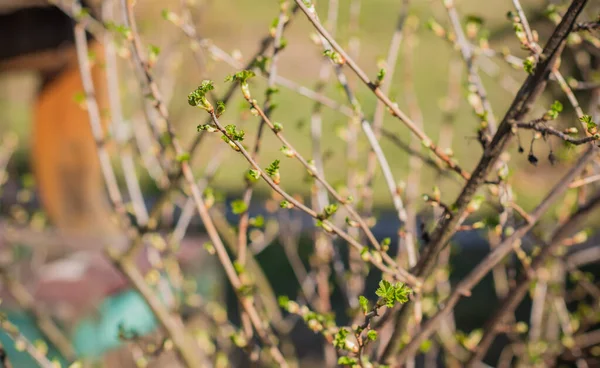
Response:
[1, 0, 580, 208]
[0, 0, 599, 367]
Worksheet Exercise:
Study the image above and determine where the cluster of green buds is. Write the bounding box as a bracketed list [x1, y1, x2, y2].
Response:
[506, 11, 528, 45]
[543, 100, 563, 121]
[374, 280, 412, 308]
[317, 204, 338, 221]
[333, 328, 358, 353]
[505, 11, 542, 75]
[336, 281, 411, 367]
[278, 296, 336, 334]
[315, 204, 338, 232]
[523, 56, 536, 75]
[269, 1, 290, 38]
[580, 115, 598, 135]
[280, 281, 412, 368]
[188, 80, 215, 112]
[225, 70, 256, 100]
[265, 159, 281, 184]
[323, 49, 345, 65]
[221, 125, 245, 151]
[246, 169, 261, 183]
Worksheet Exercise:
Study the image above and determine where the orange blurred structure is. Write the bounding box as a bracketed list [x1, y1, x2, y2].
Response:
[0, 3, 115, 237]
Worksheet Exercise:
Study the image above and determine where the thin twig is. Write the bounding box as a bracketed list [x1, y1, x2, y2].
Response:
[237, 0, 290, 268]
[466, 186, 600, 365]
[249, 96, 420, 285]
[515, 120, 600, 145]
[73, 13, 203, 367]
[573, 20, 600, 32]
[294, 0, 472, 181]
[444, 0, 497, 134]
[166, 6, 353, 117]
[304, 4, 418, 284]
[204, 109, 415, 286]
[380, 1, 590, 360]
[103, 0, 150, 227]
[395, 145, 596, 364]
[120, 1, 290, 364]
[307, 0, 338, 329]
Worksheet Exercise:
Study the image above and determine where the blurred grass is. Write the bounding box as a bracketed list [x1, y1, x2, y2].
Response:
[0, 0, 586, 217]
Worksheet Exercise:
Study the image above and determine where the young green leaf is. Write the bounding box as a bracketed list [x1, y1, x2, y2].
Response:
[376, 68, 386, 86]
[225, 70, 256, 84]
[544, 100, 563, 120]
[280, 200, 293, 209]
[278, 295, 290, 308]
[580, 115, 597, 134]
[333, 328, 349, 350]
[249, 215, 265, 228]
[188, 80, 215, 111]
[273, 122, 283, 133]
[318, 204, 338, 220]
[231, 199, 248, 215]
[523, 56, 536, 75]
[375, 280, 412, 308]
[225, 70, 256, 99]
[216, 101, 226, 117]
[246, 169, 261, 183]
[323, 49, 344, 64]
[221, 125, 245, 150]
[358, 296, 369, 314]
[265, 159, 281, 184]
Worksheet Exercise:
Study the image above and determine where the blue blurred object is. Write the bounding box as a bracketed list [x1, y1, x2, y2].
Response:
[0, 289, 158, 366]
[72, 289, 158, 358]
[0, 263, 221, 365]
